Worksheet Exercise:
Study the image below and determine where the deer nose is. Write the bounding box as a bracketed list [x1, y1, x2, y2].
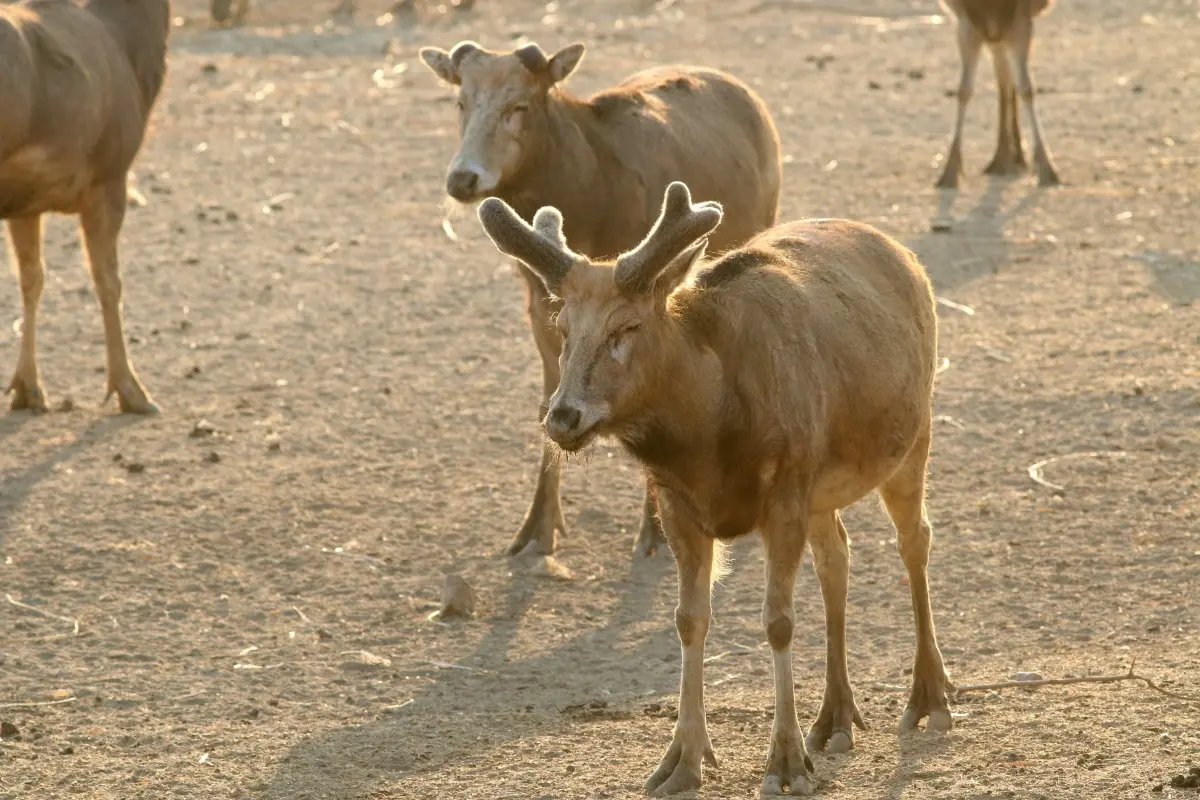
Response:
[446, 168, 480, 201]
[545, 404, 583, 440]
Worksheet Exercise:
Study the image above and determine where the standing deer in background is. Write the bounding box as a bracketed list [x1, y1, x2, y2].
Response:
[1, 0, 171, 414]
[937, 0, 1061, 188]
[476, 182, 952, 795]
[419, 39, 781, 558]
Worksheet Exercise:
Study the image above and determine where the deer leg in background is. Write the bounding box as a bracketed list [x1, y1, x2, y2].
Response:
[936, 19, 984, 189]
[1009, 15, 1062, 187]
[983, 41, 1028, 175]
[508, 264, 569, 556]
[633, 481, 668, 558]
[79, 180, 158, 414]
[759, 506, 815, 796]
[645, 505, 717, 796]
[805, 511, 866, 755]
[880, 431, 953, 734]
[6, 216, 48, 412]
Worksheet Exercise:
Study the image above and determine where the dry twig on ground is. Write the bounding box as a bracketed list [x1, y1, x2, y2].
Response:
[1027, 450, 1128, 492]
[5, 593, 80, 636]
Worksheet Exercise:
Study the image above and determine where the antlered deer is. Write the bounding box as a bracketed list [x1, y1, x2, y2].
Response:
[476, 182, 953, 795]
[420, 40, 781, 558]
[937, 0, 1061, 188]
[1, 0, 171, 413]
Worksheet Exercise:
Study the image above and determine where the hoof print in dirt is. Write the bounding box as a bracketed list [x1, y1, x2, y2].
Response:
[436, 573, 476, 619]
[0, 721, 19, 740]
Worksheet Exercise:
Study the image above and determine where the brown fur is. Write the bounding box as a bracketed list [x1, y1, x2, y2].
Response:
[477, 183, 953, 795]
[421, 39, 781, 558]
[936, 0, 1061, 188]
[1, 0, 171, 413]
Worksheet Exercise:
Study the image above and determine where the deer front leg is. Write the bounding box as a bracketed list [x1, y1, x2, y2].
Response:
[508, 266, 568, 556]
[645, 504, 716, 796]
[1008, 17, 1061, 187]
[880, 435, 953, 734]
[936, 19, 983, 189]
[80, 181, 158, 414]
[6, 216, 48, 412]
[805, 512, 866, 755]
[760, 511, 815, 795]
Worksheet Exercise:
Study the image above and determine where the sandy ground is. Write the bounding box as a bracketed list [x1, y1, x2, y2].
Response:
[1, 0, 1198, 798]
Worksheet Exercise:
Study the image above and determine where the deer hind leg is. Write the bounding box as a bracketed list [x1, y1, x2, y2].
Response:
[1008, 14, 1061, 186]
[6, 216, 48, 412]
[79, 180, 158, 414]
[508, 265, 568, 555]
[805, 511, 866, 755]
[879, 431, 952, 734]
[759, 510, 815, 796]
[644, 508, 717, 796]
[983, 41, 1028, 176]
[936, 18, 984, 189]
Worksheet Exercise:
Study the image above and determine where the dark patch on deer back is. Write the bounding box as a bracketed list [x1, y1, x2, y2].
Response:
[694, 248, 774, 289]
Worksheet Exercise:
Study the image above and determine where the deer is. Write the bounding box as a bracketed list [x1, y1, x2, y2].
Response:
[475, 181, 953, 795]
[419, 40, 781, 559]
[209, 0, 250, 26]
[1, 0, 171, 414]
[936, 0, 1061, 188]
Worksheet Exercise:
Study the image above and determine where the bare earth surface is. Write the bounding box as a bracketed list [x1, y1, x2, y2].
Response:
[1, 0, 1198, 798]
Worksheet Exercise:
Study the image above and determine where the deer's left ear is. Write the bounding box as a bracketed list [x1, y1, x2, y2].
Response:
[653, 238, 707, 305]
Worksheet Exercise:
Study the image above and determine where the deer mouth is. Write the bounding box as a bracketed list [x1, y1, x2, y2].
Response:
[548, 424, 599, 453]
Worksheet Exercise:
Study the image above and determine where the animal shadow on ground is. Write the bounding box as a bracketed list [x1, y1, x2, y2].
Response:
[908, 177, 1042, 298]
[260, 549, 674, 798]
[0, 414, 144, 553]
[1125, 250, 1200, 307]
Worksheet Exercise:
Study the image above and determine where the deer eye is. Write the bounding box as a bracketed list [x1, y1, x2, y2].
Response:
[609, 325, 639, 363]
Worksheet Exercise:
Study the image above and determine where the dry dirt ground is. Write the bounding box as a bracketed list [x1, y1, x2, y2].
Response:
[2, 0, 1198, 798]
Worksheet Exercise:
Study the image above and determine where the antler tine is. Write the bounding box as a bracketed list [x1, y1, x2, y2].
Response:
[613, 181, 724, 294]
[477, 198, 577, 292]
[532, 206, 566, 246]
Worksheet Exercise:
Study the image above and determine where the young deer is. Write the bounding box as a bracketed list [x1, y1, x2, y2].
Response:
[420, 40, 780, 559]
[937, 0, 1061, 188]
[1, 0, 171, 413]
[476, 183, 952, 795]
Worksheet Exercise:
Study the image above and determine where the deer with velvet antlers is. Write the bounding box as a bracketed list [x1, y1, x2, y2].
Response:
[476, 182, 954, 795]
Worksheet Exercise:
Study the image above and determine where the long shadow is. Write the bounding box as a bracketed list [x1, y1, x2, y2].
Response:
[1124, 250, 1200, 307]
[906, 178, 1042, 299]
[260, 534, 676, 799]
[0, 413, 144, 552]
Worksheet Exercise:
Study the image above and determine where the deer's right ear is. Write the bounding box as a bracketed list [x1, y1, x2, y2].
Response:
[419, 46, 460, 85]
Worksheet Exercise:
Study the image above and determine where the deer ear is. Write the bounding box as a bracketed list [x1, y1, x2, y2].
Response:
[547, 42, 585, 83]
[653, 238, 707, 304]
[419, 46, 460, 85]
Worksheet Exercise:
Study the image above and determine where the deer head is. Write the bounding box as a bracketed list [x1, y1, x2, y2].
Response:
[477, 182, 723, 450]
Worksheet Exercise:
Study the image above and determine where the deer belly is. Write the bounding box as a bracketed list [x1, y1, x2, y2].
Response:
[0, 146, 93, 216]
